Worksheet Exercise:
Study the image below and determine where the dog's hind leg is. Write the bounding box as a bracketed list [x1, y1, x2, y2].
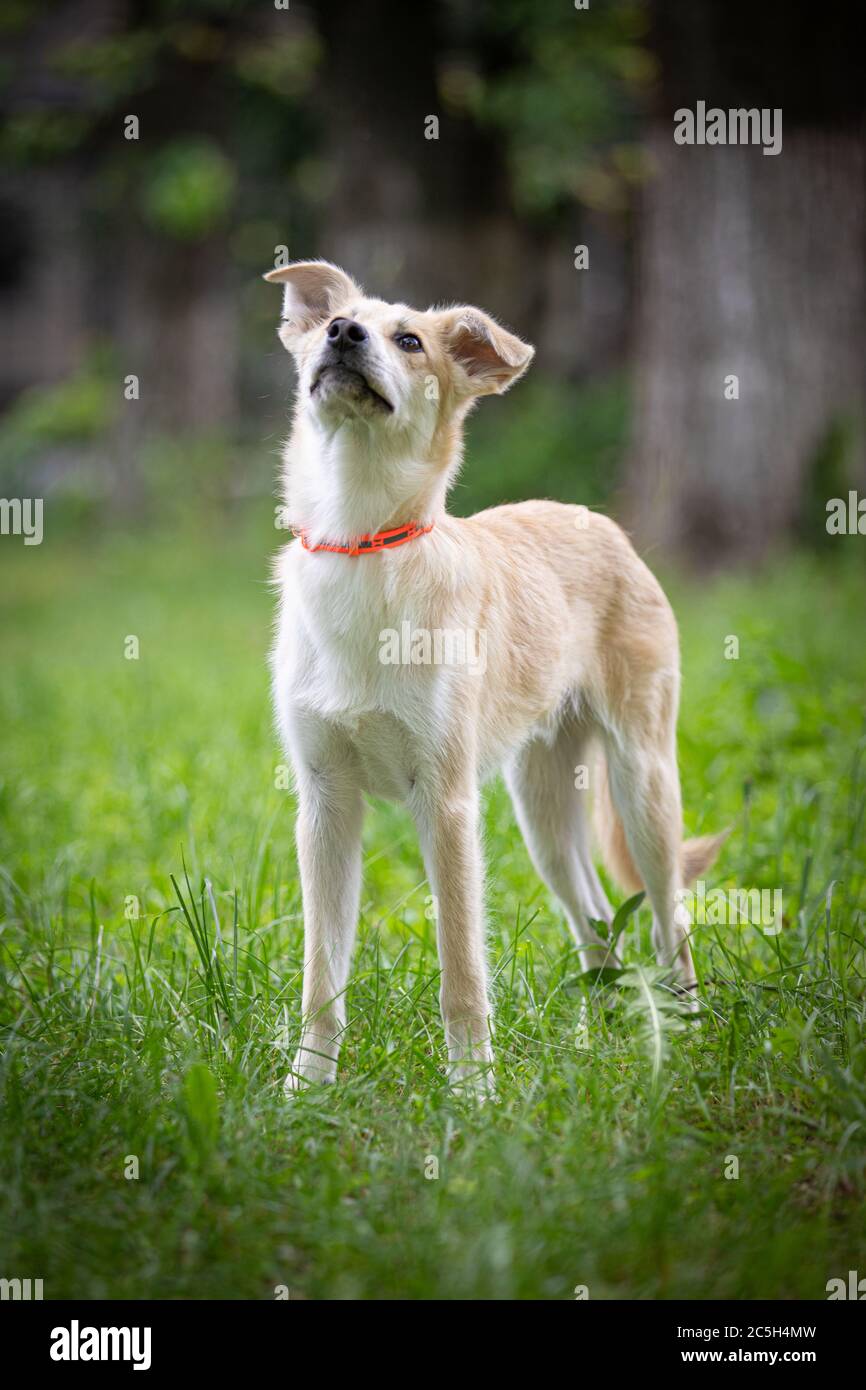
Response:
[601, 719, 698, 1003]
[505, 713, 617, 965]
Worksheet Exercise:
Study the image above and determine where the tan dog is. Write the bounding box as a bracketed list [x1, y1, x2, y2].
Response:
[265, 260, 723, 1092]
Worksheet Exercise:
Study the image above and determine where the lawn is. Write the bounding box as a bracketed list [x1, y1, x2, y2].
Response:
[1, 501, 865, 1300]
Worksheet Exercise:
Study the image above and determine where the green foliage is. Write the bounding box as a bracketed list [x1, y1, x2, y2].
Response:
[0, 356, 116, 481]
[233, 31, 322, 100]
[181, 1063, 220, 1168]
[456, 376, 629, 515]
[0, 0, 35, 38]
[49, 30, 161, 105]
[467, 0, 655, 213]
[0, 510, 864, 1298]
[1, 0, 648, 216]
[0, 110, 94, 164]
[619, 965, 687, 1090]
[0, 0, 321, 194]
[800, 414, 864, 550]
[138, 430, 245, 520]
[141, 138, 236, 240]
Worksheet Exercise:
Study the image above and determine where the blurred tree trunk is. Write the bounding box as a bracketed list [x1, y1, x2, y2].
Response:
[313, 0, 537, 334]
[110, 230, 238, 508]
[628, 0, 865, 564]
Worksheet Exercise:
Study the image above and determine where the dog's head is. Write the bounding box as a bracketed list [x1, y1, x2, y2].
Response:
[264, 261, 534, 453]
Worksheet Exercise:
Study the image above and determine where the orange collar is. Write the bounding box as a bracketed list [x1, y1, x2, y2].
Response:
[292, 520, 434, 555]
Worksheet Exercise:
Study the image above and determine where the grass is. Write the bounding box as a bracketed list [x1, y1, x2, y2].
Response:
[1, 499, 865, 1300]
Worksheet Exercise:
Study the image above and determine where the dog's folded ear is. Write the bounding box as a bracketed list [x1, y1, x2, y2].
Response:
[436, 306, 535, 397]
[263, 260, 361, 342]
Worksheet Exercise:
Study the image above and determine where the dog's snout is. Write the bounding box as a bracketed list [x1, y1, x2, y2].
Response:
[327, 317, 368, 349]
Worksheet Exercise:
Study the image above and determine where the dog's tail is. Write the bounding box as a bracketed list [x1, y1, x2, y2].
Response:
[592, 750, 728, 892]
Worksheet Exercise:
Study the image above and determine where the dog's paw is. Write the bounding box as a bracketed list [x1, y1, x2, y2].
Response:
[284, 1050, 337, 1093]
[672, 980, 702, 1016]
[448, 1056, 496, 1102]
[453, 1077, 497, 1104]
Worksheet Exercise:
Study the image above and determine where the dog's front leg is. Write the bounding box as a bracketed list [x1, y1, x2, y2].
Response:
[415, 784, 493, 1092]
[288, 765, 363, 1090]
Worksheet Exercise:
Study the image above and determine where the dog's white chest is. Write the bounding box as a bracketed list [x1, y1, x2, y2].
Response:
[272, 546, 460, 798]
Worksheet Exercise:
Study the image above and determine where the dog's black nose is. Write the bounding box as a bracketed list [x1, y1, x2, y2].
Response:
[326, 317, 368, 349]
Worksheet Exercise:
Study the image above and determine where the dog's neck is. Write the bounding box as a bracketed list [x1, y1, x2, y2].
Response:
[284, 413, 460, 545]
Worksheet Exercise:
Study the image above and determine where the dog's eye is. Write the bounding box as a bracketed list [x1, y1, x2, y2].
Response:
[394, 332, 423, 353]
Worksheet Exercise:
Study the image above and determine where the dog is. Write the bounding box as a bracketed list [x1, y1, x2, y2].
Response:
[265, 260, 724, 1092]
